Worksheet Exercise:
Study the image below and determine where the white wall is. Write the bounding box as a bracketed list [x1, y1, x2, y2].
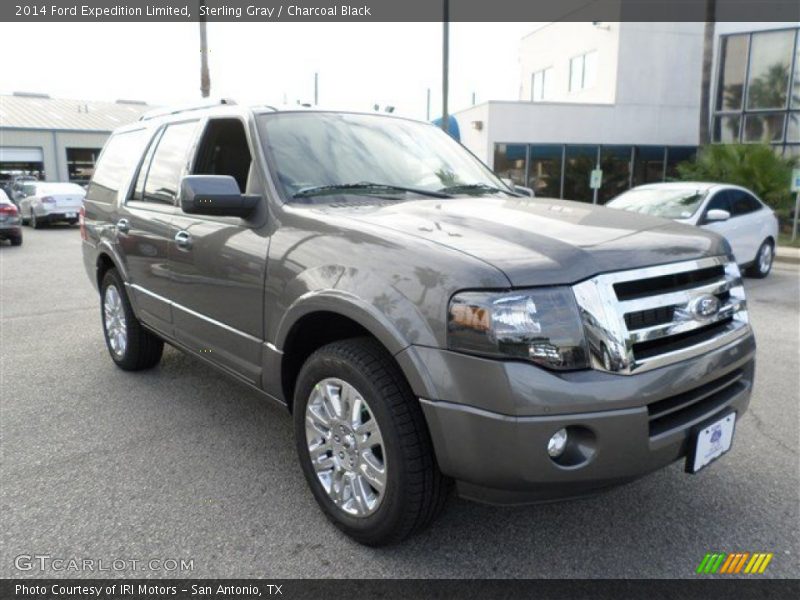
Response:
[519, 22, 621, 104]
[453, 100, 699, 168]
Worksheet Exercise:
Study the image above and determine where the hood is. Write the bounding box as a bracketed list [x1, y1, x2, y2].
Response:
[312, 196, 729, 287]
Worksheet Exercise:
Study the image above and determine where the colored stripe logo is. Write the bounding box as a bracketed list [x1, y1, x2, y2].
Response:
[696, 552, 773, 574]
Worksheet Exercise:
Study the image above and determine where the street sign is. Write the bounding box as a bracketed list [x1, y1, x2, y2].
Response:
[590, 169, 603, 190]
[792, 168, 800, 192]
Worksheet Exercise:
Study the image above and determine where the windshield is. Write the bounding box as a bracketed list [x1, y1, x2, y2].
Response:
[257, 112, 508, 200]
[606, 187, 707, 219]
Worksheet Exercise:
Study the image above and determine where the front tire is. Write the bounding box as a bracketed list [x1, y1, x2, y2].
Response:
[293, 337, 449, 546]
[100, 269, 164, 370]
[747, 239, 774, 278]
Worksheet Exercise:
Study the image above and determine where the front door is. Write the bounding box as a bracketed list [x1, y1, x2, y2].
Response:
[167, 117, 269, 384]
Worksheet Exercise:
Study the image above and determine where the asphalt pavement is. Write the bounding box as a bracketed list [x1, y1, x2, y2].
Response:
[1, 226, 798, 579]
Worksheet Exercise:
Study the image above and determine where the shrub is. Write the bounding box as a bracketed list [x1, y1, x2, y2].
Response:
[676, 144, 797, 212]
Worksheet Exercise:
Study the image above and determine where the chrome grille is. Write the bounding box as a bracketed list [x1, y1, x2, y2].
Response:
[572, 256, 750, 375]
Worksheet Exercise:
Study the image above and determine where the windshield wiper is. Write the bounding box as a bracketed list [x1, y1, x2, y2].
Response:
[438, 183, 517, 196]
[293, 182, 452, 199]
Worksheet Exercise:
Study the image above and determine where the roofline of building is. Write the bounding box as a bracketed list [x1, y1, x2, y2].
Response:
[0, 126, 114, 134]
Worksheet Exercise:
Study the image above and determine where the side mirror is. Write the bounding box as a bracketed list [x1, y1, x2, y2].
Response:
[180, 175, 259, 218]
[705, 209, 730, 223]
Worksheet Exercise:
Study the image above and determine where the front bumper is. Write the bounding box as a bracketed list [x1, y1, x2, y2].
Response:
[406, 332, 755, 504]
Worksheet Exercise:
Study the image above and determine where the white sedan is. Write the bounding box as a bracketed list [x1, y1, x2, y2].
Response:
[607, 182, 779, 278]
[19, 182, 86, 229]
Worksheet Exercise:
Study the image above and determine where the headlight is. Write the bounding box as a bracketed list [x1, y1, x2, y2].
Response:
[447, 287, 589, 370]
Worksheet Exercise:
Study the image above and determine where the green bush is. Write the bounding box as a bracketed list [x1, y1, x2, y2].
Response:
[676, 144, 797, 212]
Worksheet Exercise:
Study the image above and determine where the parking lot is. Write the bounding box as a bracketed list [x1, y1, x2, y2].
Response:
[1, 226, 798, 579]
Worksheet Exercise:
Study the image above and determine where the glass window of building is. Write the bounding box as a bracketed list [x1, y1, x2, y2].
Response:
[787, 113, 800, 143]
[745, 29, 794, 110]
[598, 146, 632, 204]
[743, 113, 786, 143]
[493, 144, 527, 185]
[563, 145, 597, 201]
[714, 27, 799, 154]
[531, 67, 553, 102]
[716, 34, 749, 111]
[632, 146, 665, 187]
[793, 36, 800, 109]
[665, 147, 698, 179]
[528, 145, 562, 197]
[713, 115, 742, 143]
[569, 51, 597, 92]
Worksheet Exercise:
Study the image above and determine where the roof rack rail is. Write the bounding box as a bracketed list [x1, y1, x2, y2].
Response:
[138, 98, 237, 121]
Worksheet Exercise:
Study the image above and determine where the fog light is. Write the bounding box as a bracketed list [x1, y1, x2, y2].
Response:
[547, 428, 568, 457]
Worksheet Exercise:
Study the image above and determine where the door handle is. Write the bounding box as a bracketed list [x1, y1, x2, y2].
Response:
[116, 218, 130, 234]
[174, 230, 192, 249]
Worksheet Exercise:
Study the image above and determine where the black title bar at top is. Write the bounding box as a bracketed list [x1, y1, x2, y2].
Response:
[2, 0, 800, 22]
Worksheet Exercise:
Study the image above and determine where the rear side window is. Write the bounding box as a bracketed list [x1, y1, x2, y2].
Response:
[729, 190, 762, 216]
[88, 129, 149, 204]
[141, 121, 198, 205]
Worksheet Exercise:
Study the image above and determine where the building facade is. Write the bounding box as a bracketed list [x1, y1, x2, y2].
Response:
[455, 21, 800, 203]
[0, 93, 150, 184]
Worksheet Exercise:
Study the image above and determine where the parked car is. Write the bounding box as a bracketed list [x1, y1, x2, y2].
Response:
[19, 182, 86, 228]
[606, 182, 779, 278]
[7, 174, 38, 205]
[0, 189, 23, 246]
[82, 103, 755, 545]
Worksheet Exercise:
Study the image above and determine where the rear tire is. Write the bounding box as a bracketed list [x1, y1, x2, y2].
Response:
[747, 239, 774, 278]
[10, 235, 22, 246]
[293, 337, 449, 546]
[100, 268, 164, 370]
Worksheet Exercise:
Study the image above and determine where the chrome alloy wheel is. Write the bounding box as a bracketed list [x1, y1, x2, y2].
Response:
[758, 243, 773, 274]
[103, 285, 128, 358]
[305, 378, 387, 517]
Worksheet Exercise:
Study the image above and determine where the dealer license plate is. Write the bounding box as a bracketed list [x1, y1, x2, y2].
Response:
[688, 413, 736, 473]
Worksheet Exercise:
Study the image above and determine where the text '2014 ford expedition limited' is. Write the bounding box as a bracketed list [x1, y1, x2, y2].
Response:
[82, 101, 755, 545]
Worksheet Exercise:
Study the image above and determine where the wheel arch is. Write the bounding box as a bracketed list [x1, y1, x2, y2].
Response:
[274, 294, 435, 412]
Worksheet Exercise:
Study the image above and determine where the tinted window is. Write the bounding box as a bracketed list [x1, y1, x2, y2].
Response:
[705, 191, 731, 213]
[89, 129, 149, 204]
[729, 190, 762, 216]
[143, 121, 198, 205]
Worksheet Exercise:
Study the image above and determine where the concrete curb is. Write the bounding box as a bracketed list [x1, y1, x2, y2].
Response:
[775, 247, 800, 265]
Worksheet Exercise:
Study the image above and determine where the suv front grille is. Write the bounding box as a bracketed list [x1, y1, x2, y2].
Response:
[572, 257, 750, 375]
[647, 368, 745, 437]
[614, 265, 725, 301]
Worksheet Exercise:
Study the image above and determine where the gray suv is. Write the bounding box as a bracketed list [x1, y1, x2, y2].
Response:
[82, 101, 755, 545]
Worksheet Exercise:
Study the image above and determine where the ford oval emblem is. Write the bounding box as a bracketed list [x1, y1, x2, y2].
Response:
[690, 294, 721, 320]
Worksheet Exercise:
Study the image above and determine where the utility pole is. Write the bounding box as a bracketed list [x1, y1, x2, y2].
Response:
[441, 0, 449, 133]
[698, 0, 716, 145]
[314, 72, 319, 105]
[199, 5, 210, 98]
[426, 88, 431, 120]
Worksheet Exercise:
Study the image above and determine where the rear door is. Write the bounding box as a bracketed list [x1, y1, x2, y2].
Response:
[118, 119, 199, 337]
[166, 117, 269, 384]
[700, 189, 748, 262]
[727, 189, 768, 263]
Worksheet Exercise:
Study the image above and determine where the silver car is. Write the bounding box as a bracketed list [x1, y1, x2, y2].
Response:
[19, 182, 86, 228]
